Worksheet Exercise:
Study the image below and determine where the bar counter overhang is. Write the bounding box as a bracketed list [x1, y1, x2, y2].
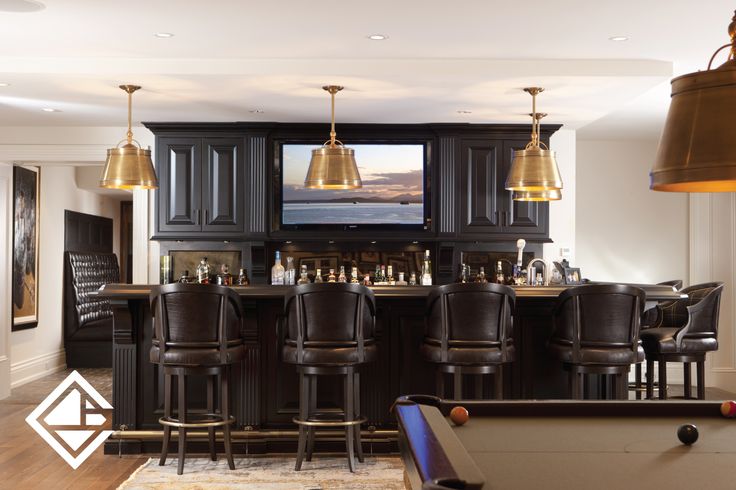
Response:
[99, 283, 683, 454]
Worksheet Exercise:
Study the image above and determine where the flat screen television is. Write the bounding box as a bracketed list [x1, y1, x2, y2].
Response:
[278, 142, 430, 231]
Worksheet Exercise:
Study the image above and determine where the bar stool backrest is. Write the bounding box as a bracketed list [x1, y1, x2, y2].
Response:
[552, 284, 645, 361]
[284, 283, 376, 362]
[426, 283, 516, 357]
[659, 282, 724, 335]
[150, 283, 244, 364]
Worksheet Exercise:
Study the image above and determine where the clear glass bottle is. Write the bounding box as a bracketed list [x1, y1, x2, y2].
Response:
[285, 256, 296, 285]
[196, 257, 211, 284]
[409, 272, 417, 286]
[396, 272, 408, 286]
[458, 263, 468, 283]
[495, 260, 505, 285]
[421, 250, 432, 286]
[271, 251, 285, 285]
[379, 265, 387, 285]
[350, 266, 359, 284]
[387, 265, 395, 286]
[237, 268, 249, 286]
[338, 266, 347, 283]
[363, 273, 372, 286]
[297, 264, 310, 284]
[375, 265, 381, 284]
[476, 267, 487, 284]
[314, 268, 323, 283]
[328, 268, 336, 283]
[179, 270, 190, 283]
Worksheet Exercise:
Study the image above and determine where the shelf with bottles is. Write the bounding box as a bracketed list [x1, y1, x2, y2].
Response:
[161, 251, 249, 286]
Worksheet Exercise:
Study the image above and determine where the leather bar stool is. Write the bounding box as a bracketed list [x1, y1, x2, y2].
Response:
[549, 284, 645, 400]
[281, 283, 376, 472]
[150, 283, 245, 475]
[421, 283, 516, 400]
[640, 282, 724, 400]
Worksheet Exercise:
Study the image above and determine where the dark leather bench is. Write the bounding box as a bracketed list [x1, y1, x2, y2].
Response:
[64, 251, 120, 367]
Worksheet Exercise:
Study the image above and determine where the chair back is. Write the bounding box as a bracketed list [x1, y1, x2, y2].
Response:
[150, 283, 244, 364]
[660, 282, 724, 332]
[552, 284, 645, 362]
[283, 283, 376, 364]
[658, 279, 683, 290]
[64, 251, 119, 337]
[425, 283, 516, 361]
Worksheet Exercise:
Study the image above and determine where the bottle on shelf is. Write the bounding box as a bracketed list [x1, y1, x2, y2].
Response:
[197, 257, 211, 284]
[217, 264, 232, 286]
[495, 261, 505, 285]
[375, 265, 381, 284]
[380, 265, 387, 285]
[271, 252, 285, 285]
[285, 256, 296, 285]
[363, 273, 372, 286]
[458, 263, 468, 283]
[297, 264, 310, 284]
[350, 266, 359, 284]
[387, 265, 395, 286]
[179, 270, 191, 283]
[476, 266, 487, 284]
[328, 268, 336, 283]
[314, 268, 323, 283]
[338, 266, 347, 283]
[409, 272, 417, 286]
[421, 250, 433, 286]
[396, 272, 408, 286]
[237, 268, 249, 286]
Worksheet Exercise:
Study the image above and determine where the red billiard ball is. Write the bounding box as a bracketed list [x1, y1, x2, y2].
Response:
[450, 406, 469, 426]
[721, 400, 736, 418]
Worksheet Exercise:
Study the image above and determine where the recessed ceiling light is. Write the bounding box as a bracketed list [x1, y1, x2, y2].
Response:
[41, 108, 60, 112]
[0, 83, 9, 87]
[457, 110, 472, 114]
[0, 0, 45, 13]
[609, 36, 629, 42]
[249, 109, 264, 114]
[154, 32, 174, 38]
[367, 34, 388, 40]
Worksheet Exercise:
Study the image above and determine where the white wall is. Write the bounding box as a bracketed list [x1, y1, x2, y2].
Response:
[576, 139, 689, 284]
[9, 166, 122, 388]
[0, 165, 11, 399]
[545, 129, 576, 265]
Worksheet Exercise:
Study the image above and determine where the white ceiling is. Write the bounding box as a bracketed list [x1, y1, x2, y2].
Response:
[0, 0, 732, 139]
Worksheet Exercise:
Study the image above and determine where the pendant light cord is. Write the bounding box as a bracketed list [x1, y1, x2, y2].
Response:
[330, 89, 336, 147]
[127, 89, 133, 144]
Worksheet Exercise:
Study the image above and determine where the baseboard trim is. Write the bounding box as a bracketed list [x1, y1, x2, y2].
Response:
[10, 349, 66, 389]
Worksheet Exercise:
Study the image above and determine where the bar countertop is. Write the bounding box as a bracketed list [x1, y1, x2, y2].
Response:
[98, 283, 685, 301]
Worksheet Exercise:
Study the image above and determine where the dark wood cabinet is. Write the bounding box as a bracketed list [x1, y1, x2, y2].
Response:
[155, 136, 245, 238]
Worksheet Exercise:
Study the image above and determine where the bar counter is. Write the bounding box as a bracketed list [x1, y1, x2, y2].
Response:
[99, 283, 682, 454]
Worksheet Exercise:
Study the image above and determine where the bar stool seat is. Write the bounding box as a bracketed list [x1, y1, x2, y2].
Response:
[420, 341, 515, 364]
[282, 341, 377, 365]
[150, 283, 245, 475]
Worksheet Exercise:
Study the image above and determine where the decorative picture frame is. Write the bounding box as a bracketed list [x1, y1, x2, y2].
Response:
[12, 166, 40, 331]
[563, 267, 582, 285]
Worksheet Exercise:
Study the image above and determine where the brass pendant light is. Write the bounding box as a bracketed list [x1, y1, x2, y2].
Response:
[650, 11, 736, 192]
[99, 85, 158, 190]
[304, 85, 362, 189]
[512, 112, 562, 201]
[505, 87, 563, 200]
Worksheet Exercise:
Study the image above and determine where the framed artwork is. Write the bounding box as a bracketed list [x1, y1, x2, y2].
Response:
[12, 166, 40, 331]
[563, 267, 582, 285]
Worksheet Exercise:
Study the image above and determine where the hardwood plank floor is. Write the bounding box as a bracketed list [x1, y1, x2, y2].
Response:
[0, 369, 146, 490]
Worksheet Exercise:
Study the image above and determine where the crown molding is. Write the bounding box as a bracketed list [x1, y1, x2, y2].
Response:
[0, 144, 108, 164]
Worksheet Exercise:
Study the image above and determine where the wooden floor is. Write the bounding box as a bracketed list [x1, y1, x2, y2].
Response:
[1, 368, 735, 490]
[0, 369, 146, 490]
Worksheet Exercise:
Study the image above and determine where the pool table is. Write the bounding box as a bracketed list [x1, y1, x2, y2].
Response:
[394, 395, 736, 490]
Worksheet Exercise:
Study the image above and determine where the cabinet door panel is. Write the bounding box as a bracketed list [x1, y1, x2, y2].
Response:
[501, 140, 548, 236]
[202, 138, 244, 233]
[157, 138, 201, 233]
[460, 139, 503, 234]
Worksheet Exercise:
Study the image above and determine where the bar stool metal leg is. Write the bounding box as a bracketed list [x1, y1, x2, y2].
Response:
[683, 362, 692, 399]
[697, 359, 706, 399]
[659, 361, 668, 400]
[494, 366, 503, 400]
[646, 360, 654, 399]
[207, 375, 216, 461]
[295, 372, 309, 471]
[177, 373, 187, 475]
[221, 367, 235, 470]
[344, 368, 356, 473]
[354, 372, 364, 463]
[634, 363, 642, 400]
[306, 375, 317, 462]
[453, 370, 462, 400]
[159, 373, 171, 466]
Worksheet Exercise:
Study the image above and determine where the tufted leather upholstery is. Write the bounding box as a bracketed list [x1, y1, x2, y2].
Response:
[64, 252, 119, 340]
[281, 283, 376, 366]
[549, 284, 645, 366]
[149, 283, 245, 366]
[640, 282, 723, 356]
[422, 283, 516, 365]
[641, 280, 683, 329]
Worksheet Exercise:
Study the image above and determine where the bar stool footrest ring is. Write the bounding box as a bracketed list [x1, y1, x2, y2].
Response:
[159, 414, 235, 428]
[292, 416, 367, 427]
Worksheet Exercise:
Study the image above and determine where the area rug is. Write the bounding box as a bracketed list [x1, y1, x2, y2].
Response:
[117, 456, 405, 490]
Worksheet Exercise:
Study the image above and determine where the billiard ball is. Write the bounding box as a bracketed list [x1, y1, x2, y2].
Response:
[721, 400, 736, 418]
[450, 406, 469, 426]
[677, 424, 699, 445]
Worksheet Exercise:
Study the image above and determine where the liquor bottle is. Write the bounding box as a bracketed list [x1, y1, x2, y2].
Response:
[387, 265, 395, 286]
[338, 266, 347, 283]
[271, 252, 285, 285]
[458, 263, 468, 283]
[328, 268, 336, 283]
[314, 268, 323, 283]
[396, 272, 408, 286]
[375, 265, 381, 284]
[380, 265, 387, 285]
[421, 250, 433, 286]
[285, 256, 296, 285]
[297, 264, 310, 284]
[218, 264, 232, 286]
[495, 261, 505, 285]
[350, 266, 359, 284]
[179, 270, 190, 283]
[237, 268, 250, 286]
[476, 267, 487, 284]
[197, 257, 211, 284]
[409, 272, 417, 286]
[363, 273, 372, 286]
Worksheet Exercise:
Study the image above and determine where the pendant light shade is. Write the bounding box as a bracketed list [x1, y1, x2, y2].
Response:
[305, 86, 362, 189]
[505, 88, 563, 200]
[100, 85, 158, 190]
[650, 11, 736, 192]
